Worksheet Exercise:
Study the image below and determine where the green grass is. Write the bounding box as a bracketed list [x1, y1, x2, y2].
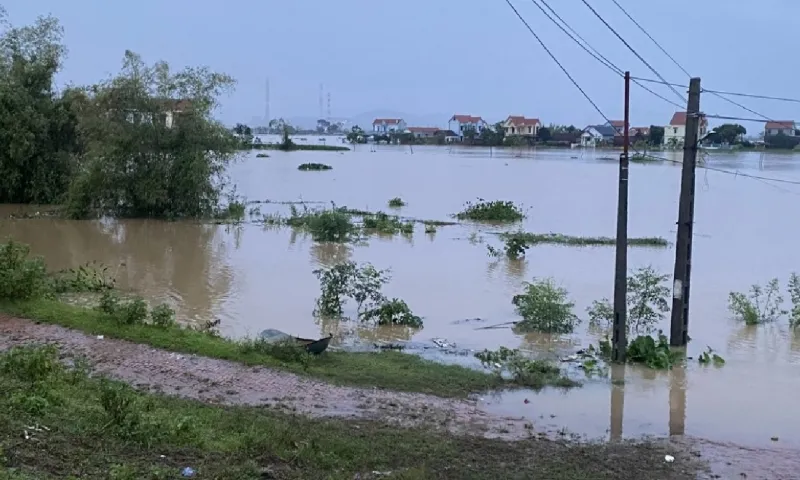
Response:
[0, 345, 704, 480]
[0, 299, 521, 398]
[499, 232, 669, 248]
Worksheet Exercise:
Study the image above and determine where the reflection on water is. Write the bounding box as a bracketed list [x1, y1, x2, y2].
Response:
[5, 147, 800, 449]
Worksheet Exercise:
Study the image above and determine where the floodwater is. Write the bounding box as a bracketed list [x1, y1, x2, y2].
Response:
[3, 136, 800, 452]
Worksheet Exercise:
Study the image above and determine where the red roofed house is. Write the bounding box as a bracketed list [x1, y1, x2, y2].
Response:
[448, 114, 489, 140]
[406, 127, 440, 139]
[764, 121, 797, 137]
[372, 118, 406, 134]
[606, 120, 625, 134]
[663, 111, 708, 147]
[502, 115, 542, 137]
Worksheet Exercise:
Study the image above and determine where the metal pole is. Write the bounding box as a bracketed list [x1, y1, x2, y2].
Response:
[612, 71, 631, 362]
[670, 77, 701, 347]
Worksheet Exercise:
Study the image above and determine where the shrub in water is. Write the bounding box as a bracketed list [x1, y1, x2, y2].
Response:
[454, 198, 526, 222]
[288, 207, 355, 242]
[789, 273, 800, 328]
[387, 197, 406, 208]
[150, 303, 176, 328]
[0, 240, 49, 300]
[474, 347, 576, 389]
[728, 278, 785, 325]
[361, 298, 423, 327]
[587, 266, 670, 336]
[512, 278, 578, 334]
[297, 163, 332, 171]
[312, 262, 390, 318]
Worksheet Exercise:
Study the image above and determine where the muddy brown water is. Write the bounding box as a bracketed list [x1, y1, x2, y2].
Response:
[3, 139, 800, 459]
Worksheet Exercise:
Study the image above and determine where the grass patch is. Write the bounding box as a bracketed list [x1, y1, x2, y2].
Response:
[454, 199, 526, 222]
[297, 163, 332, 171]
[499, 232, 668, 248]
[0, 298, 508, 398]
[0, 346, 700, 480]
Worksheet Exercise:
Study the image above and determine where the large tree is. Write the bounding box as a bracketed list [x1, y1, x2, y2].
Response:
[708, 123, 746, 144]
[66, 50, 240, 219]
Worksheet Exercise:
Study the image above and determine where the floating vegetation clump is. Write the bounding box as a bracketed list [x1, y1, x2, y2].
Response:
[387, 197, 406, 208]
[454, 198, 526, 222]
[499, 232, 668, 248]
[298, 163, 333, 171]
[362, 212, 414, 235]
[255, 153, 269, 158]
[475, 347, 578, 389]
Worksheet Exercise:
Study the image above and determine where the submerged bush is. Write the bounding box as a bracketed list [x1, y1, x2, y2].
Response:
[0, 240, 49, 300]
[387, 197, 406, 208]
[454, 198, 526, 222]
[286, 206, 355, 242]
[512, 278, 578, 334]
[789, 273, 800, 328]
[50, 261, 116, 293]
[728, 278, 785, 325]
[362, 212, 414, 235]
[475, 347, 577, 389]
[587, 266, 670, 336]
[361, 298, 422, 327]
[297, 163, 332, 171]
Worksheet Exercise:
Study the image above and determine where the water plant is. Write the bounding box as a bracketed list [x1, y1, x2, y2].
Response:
[587, 266, 670, 336]
[599, 331, 682, 369]
[454, 198, 526, 222]
[286, 205, 355, 242]
[498, 232, 668, 248]
[512, 278, 579, 334]
[728, 278, 785, 325]
[387, 197, 406, 208]
[0, 240, 48, 300]
[474, 347, 578, 389]
[698, 346, 725, 366]
[361, 298, 422, 327]
[361, 212, 414, 235]
[297, 163, 332, 171]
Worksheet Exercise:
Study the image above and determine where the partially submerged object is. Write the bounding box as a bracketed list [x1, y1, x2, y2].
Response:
[259, 329, 333, 355]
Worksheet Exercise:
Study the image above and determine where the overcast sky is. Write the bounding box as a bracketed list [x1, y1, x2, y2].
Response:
[6, 0, 800, 130]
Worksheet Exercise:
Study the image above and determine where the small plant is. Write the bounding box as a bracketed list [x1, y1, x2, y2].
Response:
[361, 298, 423, 327]
[698, 346, 726, 366]
[150, 303, 176, 328]
[728, 278, 786, 325]
[512, 278, 579, 334]
[474, 347, 577, 389]
[97, 292, 149, 325]
[50, 261, 116, 293]
[0, 240, 49, 300]
[0, 345, 61, 383]
[788, 273, 800, 328]
[312, 262, 390, 318]
[387, 197, 406, 208]
[99, 379, 142, 435]
[587, 266, 670, 336]
[503, 235, 529, 259]
[297, 163, 332, 171]
[454, 198, 526, 222]
[625, 331, 681, 369]
[362, 212, 414, 235]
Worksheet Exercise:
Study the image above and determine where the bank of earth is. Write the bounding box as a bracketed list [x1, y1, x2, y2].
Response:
[0, 303, 709, 479]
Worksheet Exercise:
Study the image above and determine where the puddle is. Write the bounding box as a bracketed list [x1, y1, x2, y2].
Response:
[3, 145, 800, 451]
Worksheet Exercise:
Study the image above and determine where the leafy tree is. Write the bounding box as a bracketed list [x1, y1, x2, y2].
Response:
[316, 118, 330, 133]
[462, 125, 477, 143]
[0, 11, 81, 204]
[536, 126, 551, 142]
[479, 122, 505, 146]
[346, 125, 365, 144]
[65, 50, 239, 219]
[648, 126, 664, 146]
[707, 123, 745, 144]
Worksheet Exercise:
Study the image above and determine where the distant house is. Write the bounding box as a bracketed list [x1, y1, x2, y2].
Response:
[502, 115, 541, 137]
[663, 112, 708, 147]
[372, 118, 406, 134]
[606, 120, 625, 134]
[406, 127, 440, 139]
[122, 99, 192, 129]
[448, 114, 488, 140]
[764, 121, 797, 137]
[581, 125, 617, 147]
[436, 129, 460, 143]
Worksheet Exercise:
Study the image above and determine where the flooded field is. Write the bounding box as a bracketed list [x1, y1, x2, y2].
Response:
[3, 140, 800, 451]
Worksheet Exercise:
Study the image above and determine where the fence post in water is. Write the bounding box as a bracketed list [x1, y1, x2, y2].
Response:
[670, 77, 701, 347]
[612, 71, 631, 362]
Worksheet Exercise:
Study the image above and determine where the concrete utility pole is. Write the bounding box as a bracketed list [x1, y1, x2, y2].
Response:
[612, 71, 631, 362]
[670, 77, 701, 347]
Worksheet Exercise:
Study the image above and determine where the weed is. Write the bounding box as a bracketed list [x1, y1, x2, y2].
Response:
[50, 261, 116, 293]
[512, 278, 579, 334]
[361, 298, 423, 328]
[587, 266, 670, 336]
[100, 379, 142, 432]
[388, 197, 406, 208]
[287, 205, 355, 242]
[728, 278, 786, 325]
[150, 303, 176, 328]
[454, 198, 526, 222]
[788, 273, 800, 328]
[297, 163, 332, 171]
[362, 212, 414, 235]
[698, 346, 726, 366]
[0, 345, 61, 383]
[97, 291, 150, 325]
[503, 235, 530, 258]
[599, 331, 682, 369]
[474, 347, 578, 389]
[0, 240, 49, 300]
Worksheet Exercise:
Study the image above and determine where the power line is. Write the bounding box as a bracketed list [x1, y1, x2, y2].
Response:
[636, 153, 800, 186]
[704, 114, 772, 124]
[633, 77, 800, 106]
[577, 0, 686, 104]
[501, 0, 615, 126]
[532, 0, 684, 111]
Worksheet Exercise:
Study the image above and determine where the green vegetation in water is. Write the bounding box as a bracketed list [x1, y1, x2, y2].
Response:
[312, 261, 423, 327]
[0, 346, 693, 480]
[511, 278, 579, 334]
[387, 197, 406, 208]
[474, 347, 578, 389]
[789, 273, 800, 328]
[499, 232, 669, 248]
[255, 152, 269, 158]
[587, 266, 670, 337]
[599, 331, 683, 370]
[49, 261, 117, 294]
[362, 211, 415, 235]
[728, 278, 786, 325]
[454, 198, 526, 222]
[698, 346, 726, 366]
[297, 162, 333, 171]
[284, 205, 355, 242]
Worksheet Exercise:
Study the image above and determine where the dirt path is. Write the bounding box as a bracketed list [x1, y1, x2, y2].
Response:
[3, 315, 799, 479]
